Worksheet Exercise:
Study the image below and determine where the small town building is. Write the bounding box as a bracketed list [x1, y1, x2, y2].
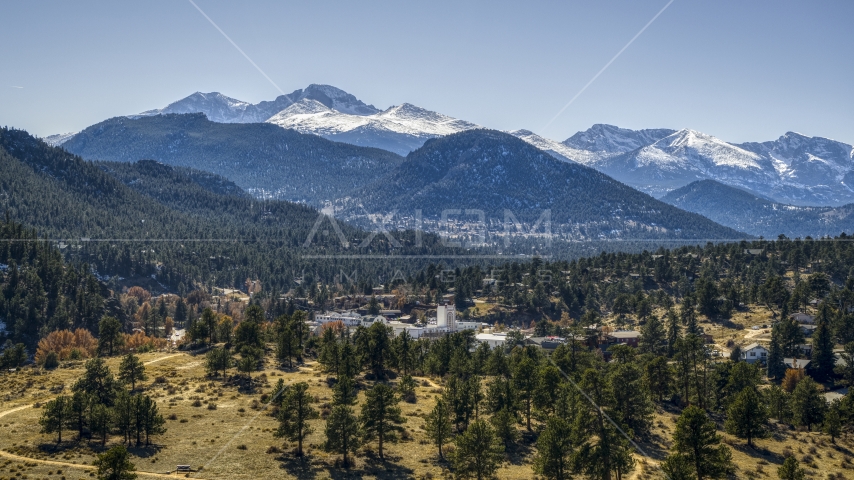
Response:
[476, 332, 507, 349]
[783, 358, 810, 369]
[791, 312, 816, 324]
[607, 330, 642, 348]
[741, 343, 768, 363]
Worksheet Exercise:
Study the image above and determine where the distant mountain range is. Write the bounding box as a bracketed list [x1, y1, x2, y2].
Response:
[54, 114, 746, 241]
[337, 129, 745, 241]
[136, 84, 380, 122]
[661, 180, 854, 239]
[49, 83, 853, 207]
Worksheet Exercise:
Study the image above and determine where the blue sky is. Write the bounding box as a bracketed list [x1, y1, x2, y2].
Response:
[1, 0, 852, 145]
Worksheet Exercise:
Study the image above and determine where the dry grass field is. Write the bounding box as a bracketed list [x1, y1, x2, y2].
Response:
[2, 336, 853, 480]
[0, 351, 535, 480]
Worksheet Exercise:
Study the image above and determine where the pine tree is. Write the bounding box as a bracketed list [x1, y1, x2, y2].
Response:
[276, 315, 300, 369]
[70, 390, 91, 440]
[332, 375, 358, 406]
[608, 362, 654, 435]
[90, 402, 112, 445]
[644, 355, 672, 402]
[666, 308, 681, 357]
[724, 387, 768, 446]
[393, 329, 416, 375]
[489, 407, 518, 450]
[811, 303, 836, 380]
[777, 316, 805, 357]
[205, 347, 232, 378]
[445, 375, 474, 432]
[660, 453, 694, 480]
[324, 405, 361, 468]
[113, 391, 135, 445]
[318, 326, 340, 374]
[39, 395, 71, 443]
[397, 374, 417, 403]
[766, 331, 786, 380]
[764, 385, 791, 423]
[823, 400, 842, 443]
[275, 382, 318, 456]
[533, 416, 575, 480]
[638, 313, 666, 355]
[681, 297, 699, 336]
[534, 364, 562, 417]
[73, 357, 118, 406]
[790, 377, 825, 431]
[424, 398, 453, 460]
[364, 321, 392, 380]
[777, 456, 805, 480]
[671, 406, 733, 480]
[98, 316, 123, 356]
[452, 419, 504, 480]
[360, 383, 405, 460]
[513, 355, 537, 431]
[118, 353, 147, 391]
[94, 444, 137, 480]
[138, 395, 165, 445]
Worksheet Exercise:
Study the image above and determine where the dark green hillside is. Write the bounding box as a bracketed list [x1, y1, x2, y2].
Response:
[0, 128, 454, 293]
[0, 218, 116, 348]
[662, 179, 854, 238]
[62, 113, 404, 205]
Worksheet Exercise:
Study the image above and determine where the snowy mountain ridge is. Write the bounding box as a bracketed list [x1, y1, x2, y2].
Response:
[47, 84, 854, 206]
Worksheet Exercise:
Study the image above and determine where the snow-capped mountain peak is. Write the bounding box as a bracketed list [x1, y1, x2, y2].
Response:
[266, 99, 479, 155]
[562, 123, 675, 155]
[298, 84, 379, 116]
[650, 129, 766, 170]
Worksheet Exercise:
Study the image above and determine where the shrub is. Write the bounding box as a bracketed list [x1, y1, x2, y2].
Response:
[42, 351, 59, 370]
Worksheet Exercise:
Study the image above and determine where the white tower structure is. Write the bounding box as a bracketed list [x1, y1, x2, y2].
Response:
[436, 304, 457, 331]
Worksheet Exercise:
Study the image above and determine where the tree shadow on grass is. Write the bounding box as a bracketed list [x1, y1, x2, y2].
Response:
[352, 452, 415, 480]
[277, 454, 320, 480]
[126, 443, 164, 458]
[506, 435, 535, 466]
[635, 431, 670, 461]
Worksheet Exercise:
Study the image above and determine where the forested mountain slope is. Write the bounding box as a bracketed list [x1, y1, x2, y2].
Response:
[0, 128, 454, 293]
[61, 113, 404, 205]
[662, 180, 854, 238]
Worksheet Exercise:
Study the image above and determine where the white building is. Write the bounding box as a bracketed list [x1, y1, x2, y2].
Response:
[437, 304, 457, 330]
[741, 343, 768, 363]
[316, 311, 362, 326]
[476, 332, 507, 349]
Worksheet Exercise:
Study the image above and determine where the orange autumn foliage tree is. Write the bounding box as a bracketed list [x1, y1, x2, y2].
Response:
[782, 368, 806, 393]
[35, 329, 98, 363]
[121, 332, 167, 353]
[122, 332, 167, 353]
[126, 286, 151, 305]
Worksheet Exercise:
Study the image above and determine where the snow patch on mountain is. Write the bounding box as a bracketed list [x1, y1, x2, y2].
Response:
[43, 132, 77, 146]
[563, 124, 675, 158]
[508, 130, 595, 164]
[265, 99, 479, 155]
